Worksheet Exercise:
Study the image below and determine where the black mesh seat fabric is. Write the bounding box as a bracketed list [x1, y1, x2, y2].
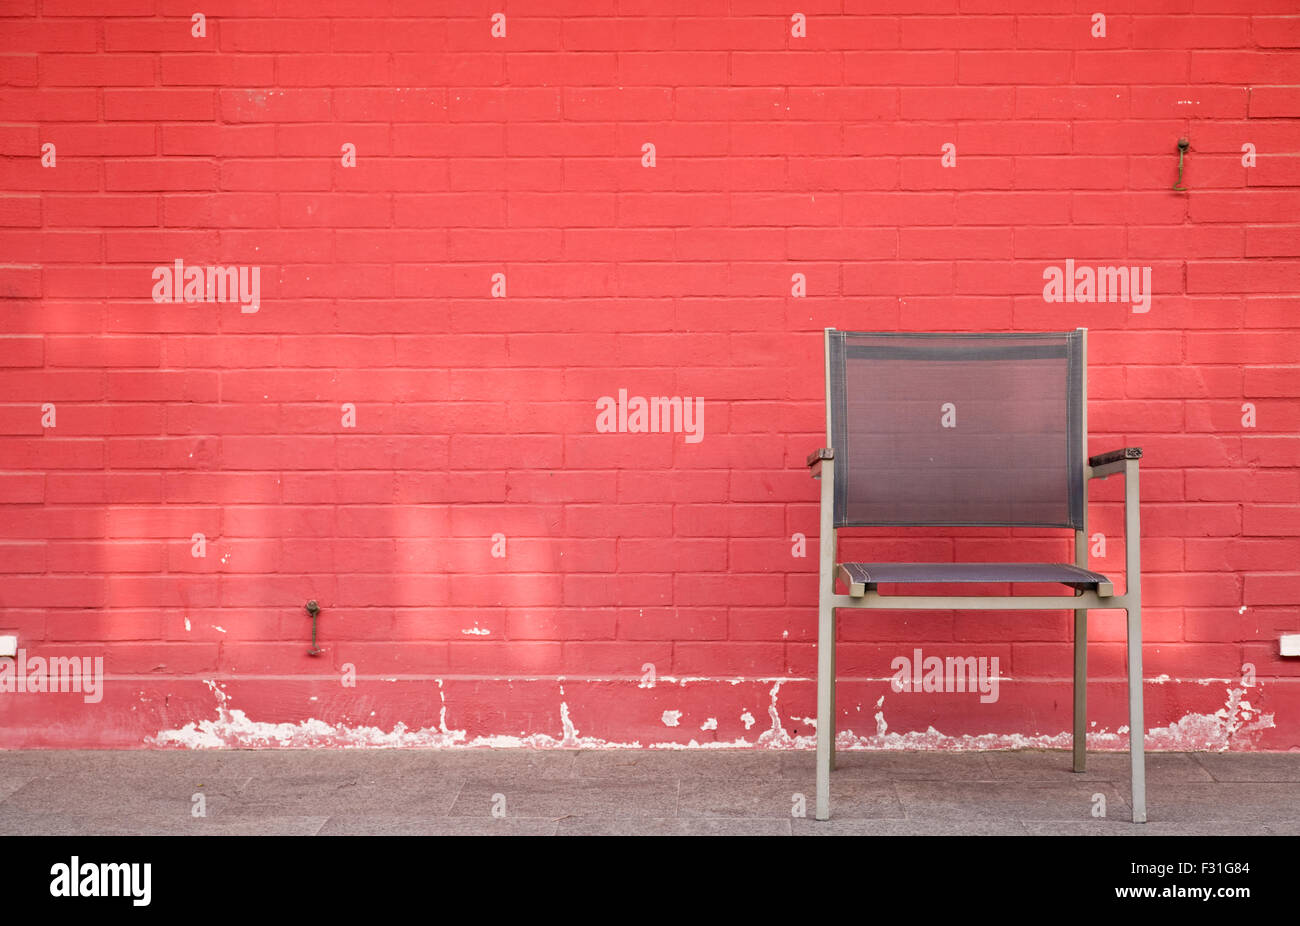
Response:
[840, 562, 1109, 589]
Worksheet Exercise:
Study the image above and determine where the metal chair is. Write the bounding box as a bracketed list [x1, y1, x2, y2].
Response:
[809, 329, 1146, 823]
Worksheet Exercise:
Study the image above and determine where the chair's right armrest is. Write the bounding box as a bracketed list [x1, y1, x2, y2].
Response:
[807, 448, 833, 478]
[1088, 447, 1141, 479]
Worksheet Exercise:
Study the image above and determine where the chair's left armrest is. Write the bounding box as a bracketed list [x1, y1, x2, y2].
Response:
[807, 448, 833, 479]
[1089, 447, 1141, 479]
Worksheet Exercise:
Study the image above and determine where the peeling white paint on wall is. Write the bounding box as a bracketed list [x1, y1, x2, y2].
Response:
[148, 679, 1277, 754]
[1144, 686, 1275, 752]
[756, 681, 796, 747]
[558, 702, 580, 746]
[827, 686, 1276, 754]
[148, 680, 647, 750]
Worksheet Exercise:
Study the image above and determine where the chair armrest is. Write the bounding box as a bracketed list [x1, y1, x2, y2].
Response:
[806, 448, 834, 467]
[1089, 447, 1141, 479]
[1088, 447, 1142, 467]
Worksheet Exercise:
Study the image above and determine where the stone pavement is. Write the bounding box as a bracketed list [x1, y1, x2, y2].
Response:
[1, 748, 1296, 836]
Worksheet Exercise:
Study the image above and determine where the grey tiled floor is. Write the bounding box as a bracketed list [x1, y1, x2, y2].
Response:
[0, 748, 1295, 836]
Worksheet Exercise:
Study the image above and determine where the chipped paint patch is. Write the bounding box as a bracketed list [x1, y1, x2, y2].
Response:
[756, 681, 796, 747]
[823, 686, 1277, 754]
[146, 681, 651, 750]
[1145, 687, 1275, 752]
[661, 710, 681, 727]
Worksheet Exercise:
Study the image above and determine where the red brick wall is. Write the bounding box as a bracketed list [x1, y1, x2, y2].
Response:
[1, 1, 1297, 750]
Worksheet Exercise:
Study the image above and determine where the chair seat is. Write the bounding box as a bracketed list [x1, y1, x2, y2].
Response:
[839, 561, 1110, 591]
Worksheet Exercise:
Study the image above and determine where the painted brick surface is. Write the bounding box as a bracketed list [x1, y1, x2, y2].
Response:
[0, 3, 1297, 751]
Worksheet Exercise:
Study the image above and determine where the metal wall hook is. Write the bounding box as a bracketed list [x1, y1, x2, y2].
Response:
[305, 599, 322, 656]
[1172, 137, 1190, 192]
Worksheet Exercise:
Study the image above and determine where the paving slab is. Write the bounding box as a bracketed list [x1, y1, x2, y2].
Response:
[224, 773, 464, 817]
[1104, 783, 1300, 826]
[447, 777, 679, 819]
[893, 780, 1132, 823]
[0, 775, 36, 803]
[559, 817, 793, 836]
[318, 815, 558, 836]
[0, 809, 327, 836]
[792, 817, 1032, 836]
[1, 774, 253, 818]
[1192, 753, 1300, 782]
[983, 749, 1214, 785]
[1021, 821, 1278, 837]
[679, 777, 904, 820]
[573, 749, 780, 779]
[780, 749, 995, 781]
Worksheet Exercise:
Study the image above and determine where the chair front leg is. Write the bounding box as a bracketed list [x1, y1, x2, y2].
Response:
[1127, 600, 1146, 823]
[1073, 609, 1087, 772]
[1124, 457, 1146, 823]
[814, 454, 836, 821]
[816, 598, 834, 821]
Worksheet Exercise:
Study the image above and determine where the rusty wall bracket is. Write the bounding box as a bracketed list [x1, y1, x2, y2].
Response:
[1173, 137, 1190, 192]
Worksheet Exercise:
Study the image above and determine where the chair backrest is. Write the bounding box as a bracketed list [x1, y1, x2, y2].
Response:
[826, 329, 1086, 530]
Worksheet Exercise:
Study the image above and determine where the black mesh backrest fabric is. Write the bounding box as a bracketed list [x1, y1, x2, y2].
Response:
[828, 330, 1085, 529]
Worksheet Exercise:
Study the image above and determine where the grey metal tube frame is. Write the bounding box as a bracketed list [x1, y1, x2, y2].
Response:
[812, 327, 1146, 824]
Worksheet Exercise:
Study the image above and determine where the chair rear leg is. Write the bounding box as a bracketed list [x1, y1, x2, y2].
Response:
[1127, 601, 1147, 823]
[1073, 609, 1087, 772]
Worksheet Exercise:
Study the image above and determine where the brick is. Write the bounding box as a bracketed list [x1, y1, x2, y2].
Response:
[1188, 260, 1300, 294]
[1132, 16, 1251, 49]
[1192, 50, 1300, 82]
[220, 20, 331, 52]
[161, 54, 275, 87]
[621, 52, 728, 85]
[959, 51, 1070, 84]
[0, 22, 97, 53]
[1249, 85, 1300, 118]
[394, 52, 506, 86]
[903, 16, 1013, 48]
[1252, 16, 1300, 48]
[105, 160, 216, 192]
[844, 51, 953, 85]
[105, 21, 215, 52]
[1074, 51, 1189, 83]
[220, 88, 332, 122]
[44, 54, 155, 86]
[0, 88, 97, 120]
[1243, 367, 1300, 398]
[0, 55, 38, 87]
[275, 54, 391, 87]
